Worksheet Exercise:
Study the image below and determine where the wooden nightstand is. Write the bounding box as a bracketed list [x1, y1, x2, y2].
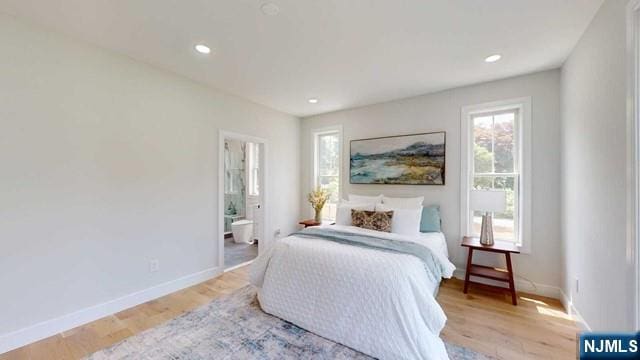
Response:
[461, 236, 520, 305]
[298, 219, 321, 228]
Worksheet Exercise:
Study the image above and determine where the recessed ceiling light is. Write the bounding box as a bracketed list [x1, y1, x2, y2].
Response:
[260, 3, 280, 16]
[308, 98, 319, 104]
[485, 54, 501, 63]
[195, 44, 211, 54]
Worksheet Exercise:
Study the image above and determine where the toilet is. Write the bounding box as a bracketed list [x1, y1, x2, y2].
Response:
[231, 219, 254, 244]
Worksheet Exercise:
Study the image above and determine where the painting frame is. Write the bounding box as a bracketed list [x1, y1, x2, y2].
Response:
[349, 131, 446, 185]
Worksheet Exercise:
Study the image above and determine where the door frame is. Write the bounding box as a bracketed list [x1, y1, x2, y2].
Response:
[218, 130, 269, 270]
[627, 0, 640, 331]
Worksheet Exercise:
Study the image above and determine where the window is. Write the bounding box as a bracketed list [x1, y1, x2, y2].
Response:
[461, 98, 531, 250]
[313, 127, 341, 221]
[471, 110, 519, 240]
[247, 142, 260, 196]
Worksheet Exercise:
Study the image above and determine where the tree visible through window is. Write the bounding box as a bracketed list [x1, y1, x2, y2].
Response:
[315, 131, 340, 221]
[472, 110, 519, 242]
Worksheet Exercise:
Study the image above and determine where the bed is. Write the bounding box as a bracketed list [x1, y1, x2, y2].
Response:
[250, 223, 455, 360]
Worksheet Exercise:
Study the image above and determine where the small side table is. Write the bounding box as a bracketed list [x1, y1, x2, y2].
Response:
[461, 236, 520, 305]
[298, 219, 321, 228]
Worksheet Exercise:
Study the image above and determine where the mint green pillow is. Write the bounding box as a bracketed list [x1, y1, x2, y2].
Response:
[420, 205, 441, 232]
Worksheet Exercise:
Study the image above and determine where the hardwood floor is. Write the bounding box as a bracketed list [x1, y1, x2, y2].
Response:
[0, 266, 579, 360]
[438, 279, 578, 359]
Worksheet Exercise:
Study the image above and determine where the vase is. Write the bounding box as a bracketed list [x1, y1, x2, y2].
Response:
[314, 208, 323, 223]
[479, 212, 494, 246]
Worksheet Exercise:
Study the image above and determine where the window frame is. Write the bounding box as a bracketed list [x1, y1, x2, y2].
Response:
[460, 97, 532, 253]
[311, 125, 343, 221]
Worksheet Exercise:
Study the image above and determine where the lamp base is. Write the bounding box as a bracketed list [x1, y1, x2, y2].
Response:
[479, 212, 494, 246]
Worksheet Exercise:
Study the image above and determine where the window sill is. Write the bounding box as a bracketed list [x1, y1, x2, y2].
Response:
[516, 244, 530, 254]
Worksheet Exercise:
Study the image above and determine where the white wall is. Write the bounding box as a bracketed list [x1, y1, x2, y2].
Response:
[301, 70, 562, 291]
[561, 0, 634, 331]
[0, 12, 300, 343]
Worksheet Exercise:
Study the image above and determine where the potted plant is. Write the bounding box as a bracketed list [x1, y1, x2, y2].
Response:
[308, 186, 330, 223]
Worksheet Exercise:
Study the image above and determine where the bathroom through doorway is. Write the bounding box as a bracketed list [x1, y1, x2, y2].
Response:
[218, 131, 266, 271]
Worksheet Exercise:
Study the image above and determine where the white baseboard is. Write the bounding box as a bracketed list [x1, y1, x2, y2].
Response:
[560, 290, 592, 332]
[0, 266, 222, 355]
[452, 269, 562, 299]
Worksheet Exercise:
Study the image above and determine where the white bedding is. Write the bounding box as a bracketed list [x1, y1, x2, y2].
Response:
[417, 231, 449, 259]
[250, 225, 455, 360]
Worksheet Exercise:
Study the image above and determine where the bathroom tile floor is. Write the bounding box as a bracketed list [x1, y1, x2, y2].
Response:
[224, 237, 258, 270]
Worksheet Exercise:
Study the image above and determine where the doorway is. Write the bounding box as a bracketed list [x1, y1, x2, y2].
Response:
[218, 131, 267, 272]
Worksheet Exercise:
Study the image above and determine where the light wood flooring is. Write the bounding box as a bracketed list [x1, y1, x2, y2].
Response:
[0, 266, 579, 360]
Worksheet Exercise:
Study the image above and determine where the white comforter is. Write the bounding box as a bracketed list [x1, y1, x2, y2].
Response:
[250, 225, 455, 360]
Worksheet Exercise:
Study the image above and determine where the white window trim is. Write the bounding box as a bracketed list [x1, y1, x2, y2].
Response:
[627, 0, 640, 331]
[460, 97, 532, 254]
[310, 125, 343, 219]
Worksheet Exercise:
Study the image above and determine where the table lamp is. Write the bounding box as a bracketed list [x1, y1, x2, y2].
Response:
[470, 189, 507, 246]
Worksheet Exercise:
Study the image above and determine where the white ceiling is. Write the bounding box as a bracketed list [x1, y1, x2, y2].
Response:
[0, 0, 603, 117]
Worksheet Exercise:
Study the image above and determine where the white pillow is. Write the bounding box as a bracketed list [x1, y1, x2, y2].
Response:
[376, 204, 422, 236]
[348, 194, 383, 205]
[335, 202, 375, 226]
[382, 195, 424, 209]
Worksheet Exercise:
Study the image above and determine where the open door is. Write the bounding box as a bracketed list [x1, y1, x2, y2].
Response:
[245, 142, 262, 245]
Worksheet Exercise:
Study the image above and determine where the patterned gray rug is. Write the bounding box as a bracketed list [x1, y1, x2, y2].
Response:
[87, 286, 491, 359]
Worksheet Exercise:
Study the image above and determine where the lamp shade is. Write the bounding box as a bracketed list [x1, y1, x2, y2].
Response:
[470, 190, 507, 213]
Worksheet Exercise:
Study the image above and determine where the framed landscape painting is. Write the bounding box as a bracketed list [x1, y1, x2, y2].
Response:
[350, 132, 446, 185]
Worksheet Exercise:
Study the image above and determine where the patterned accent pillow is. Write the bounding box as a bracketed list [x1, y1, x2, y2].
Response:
[351, 209, 394, 232]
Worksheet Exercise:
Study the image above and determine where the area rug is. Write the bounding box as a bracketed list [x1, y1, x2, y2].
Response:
[87, 286, 491, 359]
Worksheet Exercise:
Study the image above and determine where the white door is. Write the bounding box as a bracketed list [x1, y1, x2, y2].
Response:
[245, 142, 261, 243]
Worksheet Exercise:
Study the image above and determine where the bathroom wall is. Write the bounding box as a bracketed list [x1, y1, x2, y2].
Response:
[224, 139, 246, 232]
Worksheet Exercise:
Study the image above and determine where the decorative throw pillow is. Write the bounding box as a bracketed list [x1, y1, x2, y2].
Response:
[335, 202, 375, 226]
[420, 205, 441, 232]
[351, 209, 394, 232]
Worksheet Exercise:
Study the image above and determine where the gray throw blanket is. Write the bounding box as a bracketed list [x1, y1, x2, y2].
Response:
[293, 227, 445, 288]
